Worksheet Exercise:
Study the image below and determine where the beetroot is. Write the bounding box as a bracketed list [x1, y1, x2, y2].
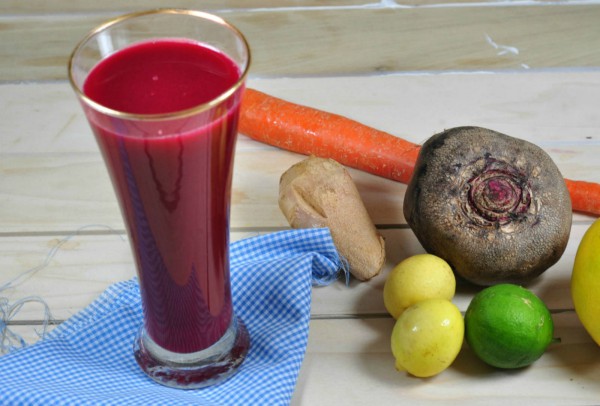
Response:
[403, 126, 572, 286]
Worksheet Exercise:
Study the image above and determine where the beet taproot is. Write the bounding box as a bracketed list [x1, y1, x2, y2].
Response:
[403, 126, 572, 286]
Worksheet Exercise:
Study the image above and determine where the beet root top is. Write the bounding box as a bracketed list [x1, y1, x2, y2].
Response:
[403, 126, 572, 286]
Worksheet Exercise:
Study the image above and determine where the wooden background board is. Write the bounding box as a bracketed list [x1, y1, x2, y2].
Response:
[2, 1, 600, 404]
[1, 5, 600, 81]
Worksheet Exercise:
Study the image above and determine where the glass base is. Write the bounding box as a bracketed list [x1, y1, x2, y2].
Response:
[133, 316, 250, 389]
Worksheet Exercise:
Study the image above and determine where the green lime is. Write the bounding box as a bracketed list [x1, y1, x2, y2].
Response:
[465, 284, 554, 369]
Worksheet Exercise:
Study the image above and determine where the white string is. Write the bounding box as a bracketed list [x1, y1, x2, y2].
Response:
[0, 225, 125, 355]
[0, 296, 51, 354]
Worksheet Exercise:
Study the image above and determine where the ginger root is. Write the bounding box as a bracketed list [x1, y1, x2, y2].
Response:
[279, 156, 386, 281]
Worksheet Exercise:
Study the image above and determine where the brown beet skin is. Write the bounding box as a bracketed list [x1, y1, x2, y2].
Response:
[403, 126, 572, 286]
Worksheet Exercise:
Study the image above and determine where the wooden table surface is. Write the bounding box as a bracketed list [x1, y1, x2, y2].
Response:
[2, 1, 600, 404]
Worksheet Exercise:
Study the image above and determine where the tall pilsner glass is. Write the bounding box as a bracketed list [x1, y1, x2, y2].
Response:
[68, 9, 251, 389]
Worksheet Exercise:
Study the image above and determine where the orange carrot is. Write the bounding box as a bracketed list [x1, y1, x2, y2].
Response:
[239, 88, 420, 184]
[564, 179, 600, 217]
[239, 88, 600, 217]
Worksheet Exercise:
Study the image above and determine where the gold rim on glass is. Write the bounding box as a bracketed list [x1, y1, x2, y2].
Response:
[67, 8, 251, 121]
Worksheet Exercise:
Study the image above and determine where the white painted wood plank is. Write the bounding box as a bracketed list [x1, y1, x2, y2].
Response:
[247, 72, 600, 153]
[2, 5, 600, 81]
[4, 72, 600, 155]
[310, 222, 584, 317]
[0, 149, 406, 232]
[2, 72, 600, 233]
[0, 0, 536, 15]
[0, 223, 587, 323]
[292, 314, 600, 405]
[7, 311, 599, 404]
[0, 231, 258, 321]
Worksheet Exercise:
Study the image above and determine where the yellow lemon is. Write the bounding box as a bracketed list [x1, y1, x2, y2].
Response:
[391, 299, 464, 378]
[383, 254, 455, 319]
[571, 218, 600, 345]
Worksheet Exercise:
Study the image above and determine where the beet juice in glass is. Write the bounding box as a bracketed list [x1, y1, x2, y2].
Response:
[68, 9, 251, 389]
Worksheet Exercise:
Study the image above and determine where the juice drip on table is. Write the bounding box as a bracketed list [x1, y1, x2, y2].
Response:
[83, 39, 242, 353]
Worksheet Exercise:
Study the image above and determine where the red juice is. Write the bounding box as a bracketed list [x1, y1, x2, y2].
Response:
[83, 39, 242, 353]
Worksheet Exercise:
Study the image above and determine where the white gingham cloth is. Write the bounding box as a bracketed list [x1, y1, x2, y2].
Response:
[0, 228, 341, 405]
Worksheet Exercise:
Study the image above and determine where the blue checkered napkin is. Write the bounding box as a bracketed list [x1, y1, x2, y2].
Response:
[0, 228, 341, 405]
